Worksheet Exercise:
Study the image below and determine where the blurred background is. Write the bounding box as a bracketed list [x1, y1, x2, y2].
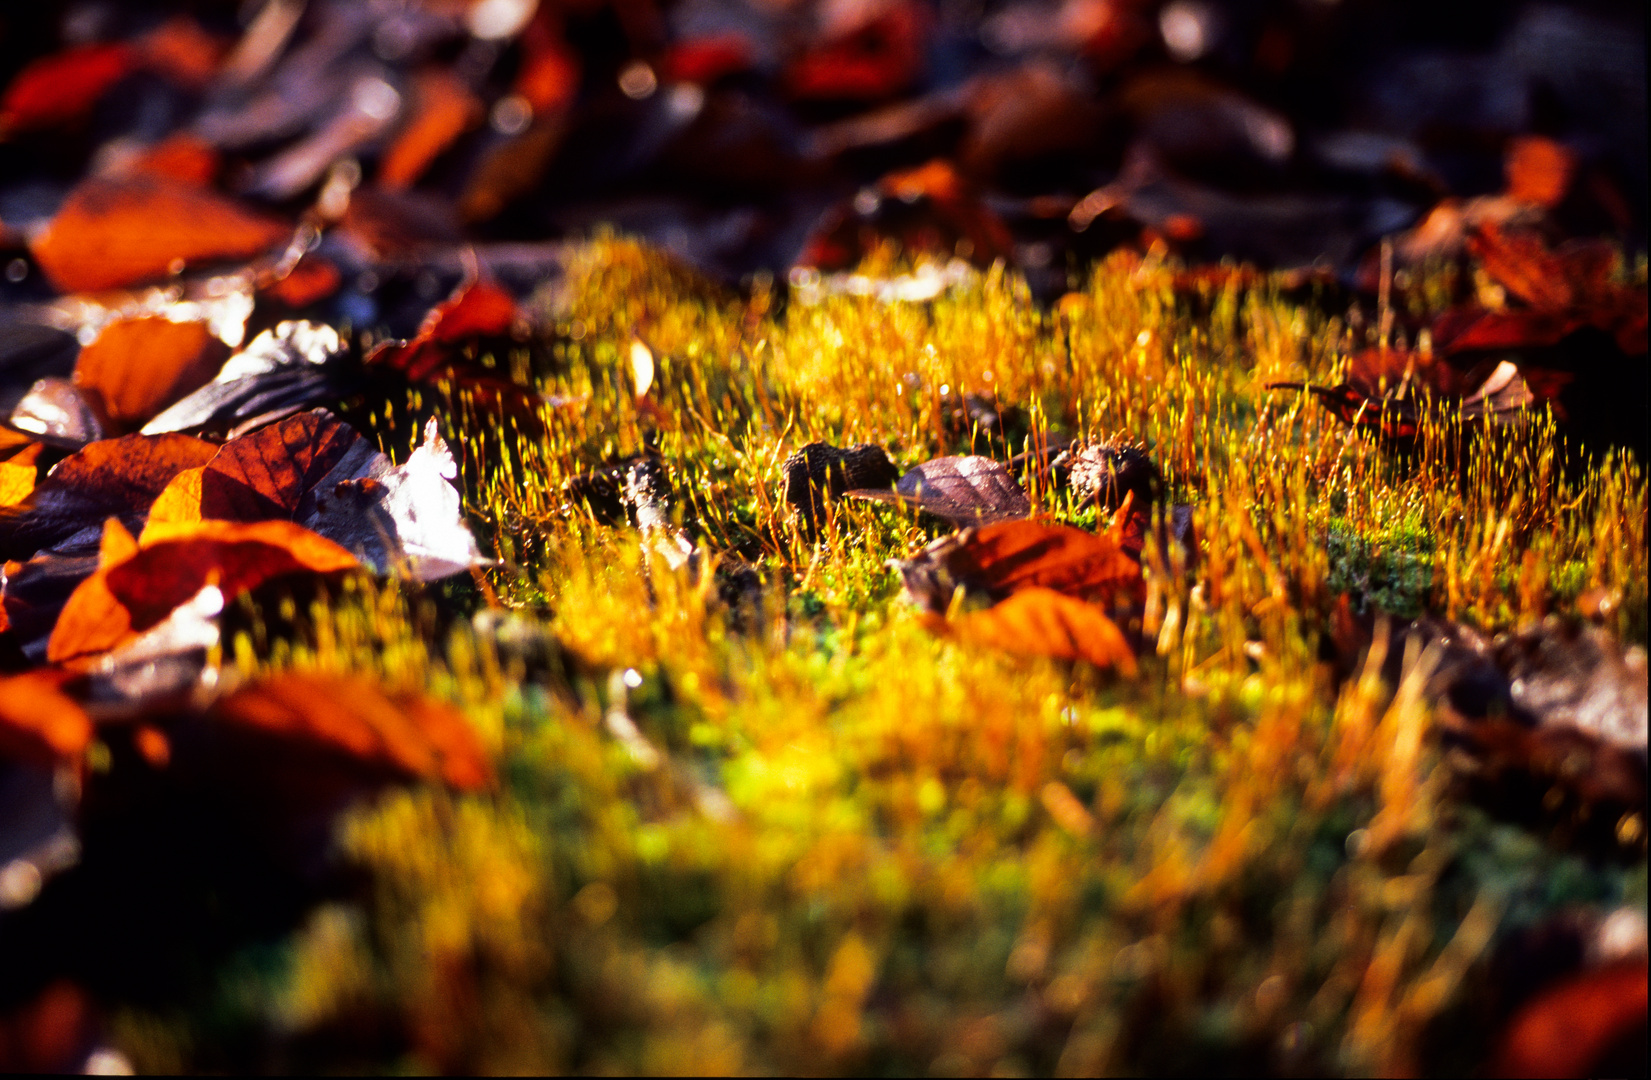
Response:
[0, 0, 1644, 310]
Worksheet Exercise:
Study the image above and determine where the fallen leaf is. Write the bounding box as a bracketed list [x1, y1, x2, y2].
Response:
[72, 318, 229, 433]
[8, 378, 105, 449]
[0, 552, 101, 662]
[0, 432, 217, 558]
[952, 587, 1136, 674]
[0, 42, 136, 136]
[1492, 961, 1648, 1078]
[141, 321, 348, 438]
[0, 670, 92, 766]
[259, 252, 341, 309]
[118, 133, 221, 187]
[48, 517, 358, 664]
[799, 159, 1016, 270]
[148, 410, 492, 580]
[900, 520, 1144, 614]
[30, 176, 289, 294]
[0, 443, 42, 507]
[851, 454, 1030, 525]
[1504, 135, 1576, 210]
[135, 14, 228, 89]
[366, 276, 519, 383]
[662, 34, 755, 85]
[785, 0, 928, 101]
[196, 409, 376, 523]
[214, 672, 491, 790]
[379, 68, 483, 191]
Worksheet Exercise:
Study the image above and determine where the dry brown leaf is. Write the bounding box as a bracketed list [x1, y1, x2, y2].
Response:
[953, 587, 1136, 674]
[72, 318, 229, 432]
[214, 672, 492, 790]
[30, 176, 288, 293]
[851, 455, 1030, 526]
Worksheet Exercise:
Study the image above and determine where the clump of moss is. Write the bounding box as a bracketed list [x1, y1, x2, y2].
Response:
[1326, 511, 1435, 619]
[103, 240, 1646, 1076]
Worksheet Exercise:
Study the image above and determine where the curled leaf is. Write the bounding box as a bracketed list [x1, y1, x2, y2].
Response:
[148, 410, 491, 580]
[141, 321, 347, 438]
[900, 519, 1144, 614]
[48, 517, 358, 664]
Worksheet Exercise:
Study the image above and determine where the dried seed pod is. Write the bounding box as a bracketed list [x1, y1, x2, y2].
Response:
[782, 442, 899, 537]
[1053, 438, 1161, 511]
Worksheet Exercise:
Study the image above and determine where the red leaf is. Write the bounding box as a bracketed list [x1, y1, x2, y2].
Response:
[0, 43, 137, 136]
[662, 34, 754, 85]
[0, 432, 217, 557]
[940, 520, 1143, 606]
[1504, 135, 1575, 210]
[48, 518, 358, 664]
[1492, 961, 1648, 1079]
[366, 277, 519, 383]
[30, 176, 289, 293]
[785, 1, 927, 101]
[214, 672, 492, 790]
[259, 252, 341, 308]
[119, 133, 221, 187]
[0, 669, 91, 765]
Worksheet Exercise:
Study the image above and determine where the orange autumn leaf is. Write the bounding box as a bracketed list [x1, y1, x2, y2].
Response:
[0, 42, 137, 136]
[135, 15, 228, 90]
[1504, 135, 1575, 210]
[143, 466, 205, 535]
[194, 409, 368, 523]
[0, 443, 43, 507]
[30, 176, 288, 293]
[365, 277, 518, 382]
[73, 317, 229, 432]
[48, 518, 358, 664]
[379, 68, 483, 191]
[945, 520, 1145, 608]
[215, 672, 492, 790]
[121, 133, 221, 187]
[0, 669, 92, 765]
[953, 587, 1137, 674]
[260, 252, 340, 308]
[0, 432, 217, 556]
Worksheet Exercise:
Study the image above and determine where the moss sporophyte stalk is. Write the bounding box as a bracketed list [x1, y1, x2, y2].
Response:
[109, 240, 1645, 1075]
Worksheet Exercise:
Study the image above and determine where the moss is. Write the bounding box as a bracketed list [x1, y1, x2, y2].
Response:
[106, 239, 1648, 1075]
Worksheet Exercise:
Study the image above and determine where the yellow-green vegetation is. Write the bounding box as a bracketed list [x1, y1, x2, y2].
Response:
[117, 240, 1646, 1074]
